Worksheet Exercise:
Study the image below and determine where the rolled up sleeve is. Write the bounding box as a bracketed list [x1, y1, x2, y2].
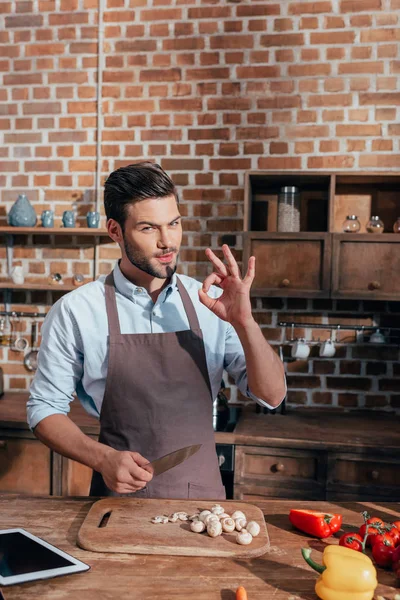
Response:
[223, 323, 286, 410]
[27, 297, 84, 430]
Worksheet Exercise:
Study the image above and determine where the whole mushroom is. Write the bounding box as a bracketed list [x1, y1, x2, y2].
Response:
[236, 529, 253, 545]
[221, 517, 236, 533]
[190, 520, 206, 533]
[199, 510, 212, 523]
[207, 520, 222, 538]
[235, 517, 247, 531]
[231, 510, 246, 520]
[246, 521, 260, 537]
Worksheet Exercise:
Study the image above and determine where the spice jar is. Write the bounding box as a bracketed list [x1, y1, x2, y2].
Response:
[366, 215, 384, 234]
[393, 217, 400, 233]
[342, 215, 360, 233]
[277, 186, 300, 232]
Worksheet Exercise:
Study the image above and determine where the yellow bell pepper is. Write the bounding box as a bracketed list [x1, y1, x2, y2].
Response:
[301, 545, 378, 600]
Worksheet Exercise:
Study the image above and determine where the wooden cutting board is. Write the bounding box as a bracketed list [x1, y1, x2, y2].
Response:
[77, 498, 270, 558]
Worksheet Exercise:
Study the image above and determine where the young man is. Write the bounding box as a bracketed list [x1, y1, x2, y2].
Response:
[27, 162, 286, 499]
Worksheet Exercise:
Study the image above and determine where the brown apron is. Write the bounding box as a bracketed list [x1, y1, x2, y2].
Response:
[90, 272, 225, 499]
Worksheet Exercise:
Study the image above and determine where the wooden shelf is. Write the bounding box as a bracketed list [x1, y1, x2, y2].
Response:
[0, 226, 109, 236]
[0, 281, 93, 291]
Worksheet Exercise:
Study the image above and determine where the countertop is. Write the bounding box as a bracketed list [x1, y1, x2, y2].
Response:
[2, 392, 400, 452]
[0, 495, 399, 599]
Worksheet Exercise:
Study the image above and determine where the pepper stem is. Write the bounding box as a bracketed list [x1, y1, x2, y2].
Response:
[301, 548, 326, 574]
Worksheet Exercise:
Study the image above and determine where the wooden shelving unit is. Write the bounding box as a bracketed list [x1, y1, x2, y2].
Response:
[0, 226, 108, 236]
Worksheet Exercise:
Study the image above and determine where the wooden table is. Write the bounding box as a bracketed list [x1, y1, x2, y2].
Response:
[1, 496, 399, 599]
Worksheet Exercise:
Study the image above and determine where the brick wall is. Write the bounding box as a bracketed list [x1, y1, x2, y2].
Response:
[0, 0, 399, 410]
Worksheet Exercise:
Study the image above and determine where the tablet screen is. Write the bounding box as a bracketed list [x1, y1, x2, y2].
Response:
[0, 532, 73, 577]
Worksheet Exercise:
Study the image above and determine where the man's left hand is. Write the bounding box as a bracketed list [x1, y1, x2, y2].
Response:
[199, 244, 255, 328]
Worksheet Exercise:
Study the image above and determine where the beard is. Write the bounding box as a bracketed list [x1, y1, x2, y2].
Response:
[123, 234, 178, 279]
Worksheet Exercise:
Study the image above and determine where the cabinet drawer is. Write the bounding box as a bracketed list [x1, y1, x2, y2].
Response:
[327, 454, 400, 500]
[243, 233, 331, 297]
[332, 234, 400, 299]
[0, 438, 51, 495]
[235, 445, 326, 499]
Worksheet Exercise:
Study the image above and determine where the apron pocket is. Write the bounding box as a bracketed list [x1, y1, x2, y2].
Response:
[188, 482, 226, 500]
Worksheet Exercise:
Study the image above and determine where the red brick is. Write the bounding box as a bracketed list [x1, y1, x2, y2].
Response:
[141, 8, 182, 21]
[359, 155, 400, 168]
[325, 16, 345, 28]
[258, 157, 301, 169]
[308, 156, 354, 168]
[261, 33, 304, 46]
[22, 102, 61, 114]
[188, 7, 231, 18]
[289, 1, 332, 13]
[70, 42, 98, 54]
[5, 14, 43, 27]
[140, 68, 181, 82]
[163, 38, 205, 51]
[274, 18, 294, 31]
[308, 94, 352, 107]
[289, 64, 330, 77]
[161, 159, 203, 171]
[300, 17, 319, 28]
[341, 0, 381, 10]
[237, 127, 279, 140]
[319, 140, 339, 152]
[25, 160, 63, 171]
[339, 62, 384, 74]
[360, 92, 400, 105]
[361, 28, 400, 43]
[311, 32, 355, 44]
[25, 43, 64, 56]
[286, 125, 329, 138]
[257, 96, 301, 109]
[337, 124, 381, 136]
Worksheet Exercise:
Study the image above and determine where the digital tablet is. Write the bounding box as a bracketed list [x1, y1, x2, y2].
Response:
[0, 528, 90, 586]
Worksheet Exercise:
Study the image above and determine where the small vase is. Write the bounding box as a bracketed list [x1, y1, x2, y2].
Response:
[8, 194, 37, 227]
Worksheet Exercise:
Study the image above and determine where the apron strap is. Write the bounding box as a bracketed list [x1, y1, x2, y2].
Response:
[105, 272, 201, 335]
[105, 272, 121, 335]
[176, 276, 201, 331]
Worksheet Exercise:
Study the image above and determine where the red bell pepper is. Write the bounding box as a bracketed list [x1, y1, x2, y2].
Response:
[289, 509, 342, 538]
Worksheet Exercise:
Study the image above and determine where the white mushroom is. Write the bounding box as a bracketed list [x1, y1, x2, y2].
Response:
[177, 512, 189, 521]
[199, 510, 212, 522]
[161, 516, 169, 524]
[211, 504, 225, 515]
[219, 512, 231, 519]
[189, 513, 200, 521]
[235, 517, 247, 531]
[151, 516, 165, 524]
[190, 520, 206, 533]
[231, 510, 246, 520]
[236, 529, 253, 545]
[221, 517, 236, 533]
[168, 513, 180, 523]
[246, 521, 260, 537]
[207, 520, 222, 538]
[204, 514, 220, 527]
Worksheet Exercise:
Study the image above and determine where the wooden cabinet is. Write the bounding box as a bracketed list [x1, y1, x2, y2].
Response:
[244, 233, 331, 297]
[0, 437, 51, 495]
[326, 453, 400, 500]
[332, 234, 400, 300]
[244, 171, 400, 299]
[234, 445, 326, 501]
[234, 445, 400, 501]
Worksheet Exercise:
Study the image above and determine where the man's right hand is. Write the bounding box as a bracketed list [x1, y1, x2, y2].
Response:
[100, 448, 153, 494]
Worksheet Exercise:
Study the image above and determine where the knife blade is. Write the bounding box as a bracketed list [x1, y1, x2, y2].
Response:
[144, 444, 202, 477]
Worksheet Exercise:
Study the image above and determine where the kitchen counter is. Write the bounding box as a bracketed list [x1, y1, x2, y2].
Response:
[0, 495, 399, 599]
[2, 392, 400, 452]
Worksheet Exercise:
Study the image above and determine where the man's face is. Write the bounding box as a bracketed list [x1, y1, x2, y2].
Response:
[121, 195, 182, 279]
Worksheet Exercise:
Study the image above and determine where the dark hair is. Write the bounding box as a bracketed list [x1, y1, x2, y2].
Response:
[104, 162, 179, 230]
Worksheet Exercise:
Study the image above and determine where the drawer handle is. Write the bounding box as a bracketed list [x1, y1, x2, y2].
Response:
[369, 281, 381, 290]
[370, 470, 380, 480]
[280, 279, 290, 288]
[218, 454, 226, 468]
[274, 462, 285, 472]
[0, 441, 6, 450]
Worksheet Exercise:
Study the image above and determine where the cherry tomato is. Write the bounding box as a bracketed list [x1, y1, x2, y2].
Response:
[339, 532, 363, 551]
[372, 532, 395, 548]
[359, 519, 384, 547]
[372, 541, 395, 568]
[391, 520, 400, 532]
[387, 524, 400, 547]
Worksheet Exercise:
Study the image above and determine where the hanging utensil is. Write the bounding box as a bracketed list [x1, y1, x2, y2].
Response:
[10, 313, 29, 352]
[24, 320, 39, 372]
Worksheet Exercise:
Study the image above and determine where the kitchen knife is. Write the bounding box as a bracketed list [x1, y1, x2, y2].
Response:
[144, 444, 202, 477]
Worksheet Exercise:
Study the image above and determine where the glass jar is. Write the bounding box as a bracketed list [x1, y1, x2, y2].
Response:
[342, 215, 361, 233]
[277, 186, 300, 232]
[393, 217, 400, 233]
[366, 215, 384, 234]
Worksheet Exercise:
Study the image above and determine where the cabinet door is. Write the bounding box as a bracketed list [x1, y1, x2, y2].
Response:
[0, 438, 51, 495]
[61, 458, 93, 496]
[234, 445, 326, 500]
[243, 233, 331, 297]
[332, 234, 400, 300]
[327, 453, 400, 501]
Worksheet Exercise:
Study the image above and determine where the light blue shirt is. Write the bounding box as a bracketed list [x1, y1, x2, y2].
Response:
[27, 262, 279, 430]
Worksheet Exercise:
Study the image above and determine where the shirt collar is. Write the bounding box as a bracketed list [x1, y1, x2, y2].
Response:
[113, 261, 178, 303]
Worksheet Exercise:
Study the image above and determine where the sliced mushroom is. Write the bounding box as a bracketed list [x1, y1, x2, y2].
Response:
[151, 515, 169, 524]
[177, 512, 189, 521]
[189, 513, 200, 521]
[168, 513, 180, 523]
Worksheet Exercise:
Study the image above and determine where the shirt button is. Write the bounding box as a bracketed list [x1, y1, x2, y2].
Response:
[136, 287, 143, 293]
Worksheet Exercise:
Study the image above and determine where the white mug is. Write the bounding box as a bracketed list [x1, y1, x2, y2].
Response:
[291, 339, 310, 360]
[11, 265, 24, 285]
[319, 339, 336, 358]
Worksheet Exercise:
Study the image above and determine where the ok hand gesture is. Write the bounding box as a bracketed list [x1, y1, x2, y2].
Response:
[198, 245, 255, 328]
